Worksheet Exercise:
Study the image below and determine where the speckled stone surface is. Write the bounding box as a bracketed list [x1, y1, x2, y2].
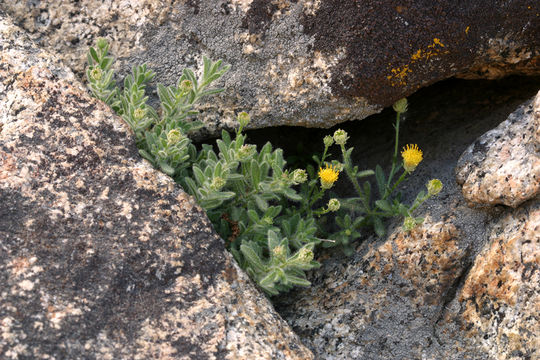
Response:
[449, 201, 539, 360]
[278, 218, 468, 359]
[0, 14, 313, 359]
[1, 1, 539, 132]
[456, 91, 540, 208]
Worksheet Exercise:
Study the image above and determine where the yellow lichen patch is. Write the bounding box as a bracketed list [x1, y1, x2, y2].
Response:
[387, 38, 449, 86]
[386, 64, 412, 86]
[465, 26, 470, 34]
[431, 38, 445, 48]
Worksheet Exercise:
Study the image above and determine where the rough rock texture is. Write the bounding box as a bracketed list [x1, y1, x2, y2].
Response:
[1, 1, 539, 131]
[456, 91, 540, 208]
[0, 14, 313, 359]
[275, 86, 540, 359]
[449, 202, 539, 360]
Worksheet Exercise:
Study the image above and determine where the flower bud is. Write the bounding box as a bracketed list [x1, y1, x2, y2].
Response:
[179, 79, 193, 93]
[210, 176, 226, 191]
[90, 68, 102, 81]
[291, 169, 308, 184]
[237, 111, 251, 128]
[427, 179, 443, 196]
[393, 98, 408, 113]
[272, 245, 286, 261]
[237, 144, 256, 161]
[298, 247, 314, 264]
[323, 135, 334, 147]
[333, 129, 349, 146]
[166, 129, 183, 146]
[327, 198, 341, 212]
[96, 38, 108, 50]
[403, 216, 417, 232]
[133, 107, 146, 121]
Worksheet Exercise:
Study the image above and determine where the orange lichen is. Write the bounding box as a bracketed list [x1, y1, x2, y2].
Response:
[387, 38, 449, 87]
[386, 64, 412, 86]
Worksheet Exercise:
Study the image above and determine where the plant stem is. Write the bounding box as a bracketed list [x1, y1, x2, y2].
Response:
[384, 111, 401, 198]
[340, 144, 371, 213]
[387, 170, 408, 198]
[303, 145, 330, 214]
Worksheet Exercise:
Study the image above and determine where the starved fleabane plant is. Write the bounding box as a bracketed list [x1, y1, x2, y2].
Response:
[86, 40, 443, 295]
[86, 39, 323, 295]
[310, 98, 444, 254]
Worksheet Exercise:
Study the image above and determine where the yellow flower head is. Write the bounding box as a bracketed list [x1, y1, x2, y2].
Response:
[318, 164, 339, 189]
[401, 144, 423, 173]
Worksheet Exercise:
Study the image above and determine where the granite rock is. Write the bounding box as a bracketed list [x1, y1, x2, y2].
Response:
[456, 91, 540, 208]
[450, 201, 539, 360]
[1, 1, 539, 131]
[0, 13, 313, 359]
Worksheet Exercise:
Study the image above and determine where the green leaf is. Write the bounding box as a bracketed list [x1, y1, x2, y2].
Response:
[199, 88, 225, 97]
[182, 177, 199, 198]
[253, 195, 268, 212]
[247, 209, 259, 223]
[159, 162, 175, 176]
[375, 199, 392, 212]
[192, 166, 206, 185]
[183, 68, 198, 87]
[138, 149, 155, 164]
[203, 191, 235, 202]
[282, 188, 301, 201]
[89, 47, 99, 64]
[267, 230, 280, 250]
[373, 216, 385, 237]
[250, 159, 261, 188]
[363, 181, 371, 203]
[227, 173, 244, 181]
[284, 274, 311, 287]
[356, 169, 375, 178]
[375, 165, 386, 196]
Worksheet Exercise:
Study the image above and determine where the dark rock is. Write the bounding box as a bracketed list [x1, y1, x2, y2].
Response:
[1, 1, 539, 131]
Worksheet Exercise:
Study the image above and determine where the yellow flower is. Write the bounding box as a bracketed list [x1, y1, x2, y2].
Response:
[318, 164, 339, 189]
[401, 144, 423, 173]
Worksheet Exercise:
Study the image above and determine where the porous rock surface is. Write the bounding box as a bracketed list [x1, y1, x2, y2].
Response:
[0, 13, 313, 359]
[456, 91, 540, 208]
[1, 1, 539, 131]
[276, 91, 540, 359]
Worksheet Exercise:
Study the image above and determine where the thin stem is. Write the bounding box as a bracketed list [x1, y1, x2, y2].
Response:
[410, 193, 431, 212]
[303, 144, 331, 214]
[308, 188, 325, 209]
[340, 144, 362, 196]
[340, 144, 371, 214]
[386, 170, 408, 198]
[384, 111, 401, 198]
